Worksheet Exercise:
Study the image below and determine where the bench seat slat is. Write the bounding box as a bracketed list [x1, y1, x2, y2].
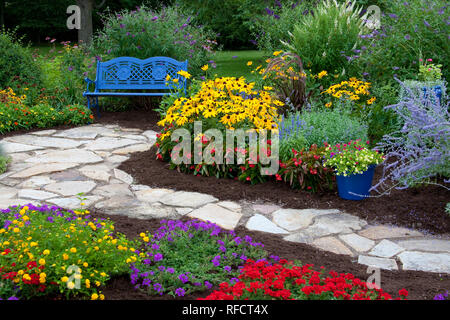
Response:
[83, 56, 188, 116]
[84, 92, 174, 96]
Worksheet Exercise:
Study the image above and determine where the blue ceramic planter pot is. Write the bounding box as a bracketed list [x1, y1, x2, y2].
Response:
[336, 165, 376, 201]
[422, 85, 442, 104]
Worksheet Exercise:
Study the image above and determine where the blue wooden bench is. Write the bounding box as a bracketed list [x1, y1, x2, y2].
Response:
[83, 56, 188, 115]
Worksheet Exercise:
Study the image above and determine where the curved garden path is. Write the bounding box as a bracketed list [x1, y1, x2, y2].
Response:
[1, 124, 450, 274]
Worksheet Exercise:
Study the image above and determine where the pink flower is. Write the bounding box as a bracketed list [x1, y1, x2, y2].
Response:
[427, 58, 433, 62]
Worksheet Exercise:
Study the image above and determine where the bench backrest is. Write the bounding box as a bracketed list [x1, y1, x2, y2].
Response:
[95, 56, 188, 91]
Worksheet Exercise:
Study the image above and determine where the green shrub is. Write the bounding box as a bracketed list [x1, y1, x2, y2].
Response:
[283, 0, 366, 75]
[351, 0, 449, 85]
[279, 107, 369, 158]
[252, 0, 316, 52]
[0, 28, 42, 95]
[38, 41, 95, 109]
[176, 0, 268, 49]
[92, 5, 217, 76]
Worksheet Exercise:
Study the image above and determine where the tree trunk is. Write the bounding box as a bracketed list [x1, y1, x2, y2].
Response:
[76, 0, 94, 45]
[0, 0, 5, 28]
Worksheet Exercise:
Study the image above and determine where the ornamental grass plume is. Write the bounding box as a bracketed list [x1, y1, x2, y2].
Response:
[262, 52, 307, 113]
[371, 79, 449, 193]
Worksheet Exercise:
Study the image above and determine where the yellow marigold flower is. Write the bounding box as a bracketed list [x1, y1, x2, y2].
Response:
[38, 258, 46, 266]
[67, 282, 75, 289]
[247, 61, 253, 66]
[177, 70, 191, 79]
[325, 102, 332, 108]
[273, 50, 283, 56]
[70, 247, 77, 253]
[367, 97, 376, 105]
[99, 294, 105, 300]
[172, 78, 179, 84]
[318, 70, 328, 79]
[63, 253, 69, 260]
[201, 64, 209, 71]
[61, 276, 69, 283]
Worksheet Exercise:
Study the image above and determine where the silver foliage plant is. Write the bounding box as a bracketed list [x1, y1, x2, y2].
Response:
[371, 78, 449, 194]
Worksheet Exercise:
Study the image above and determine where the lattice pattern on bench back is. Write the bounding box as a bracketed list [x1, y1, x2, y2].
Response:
[96, 56, 188, 91]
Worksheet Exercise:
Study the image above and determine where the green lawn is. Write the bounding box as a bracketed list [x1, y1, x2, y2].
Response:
[212, 50, 269, 81]
[29, 47, 268, 81]
[30, 44, 64, 59]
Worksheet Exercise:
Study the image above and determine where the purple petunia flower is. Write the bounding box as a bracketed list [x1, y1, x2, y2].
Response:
[153, 253, 163, 262]
[424, 19, 431, 27]
[175, 288, 185, 297]
[167, 267, 175, 274]
[178, 273, 189, 284]
[204, 281, 212, 289]
[224, 266, 232, 273]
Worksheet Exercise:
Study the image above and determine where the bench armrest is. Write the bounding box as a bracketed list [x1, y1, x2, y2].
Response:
[84, 77, 96, 93]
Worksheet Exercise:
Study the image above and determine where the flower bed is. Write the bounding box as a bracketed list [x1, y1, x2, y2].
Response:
[130, 219, 268, 297]
[0, 88, 92, 134]
[200, 259, 408, 300]
[0, 204, 138, 300]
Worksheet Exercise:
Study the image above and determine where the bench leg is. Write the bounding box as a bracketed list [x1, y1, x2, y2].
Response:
[95, 97, 100, 119]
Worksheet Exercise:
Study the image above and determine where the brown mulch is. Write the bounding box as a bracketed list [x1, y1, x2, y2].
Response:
[91, 212, 450, 301]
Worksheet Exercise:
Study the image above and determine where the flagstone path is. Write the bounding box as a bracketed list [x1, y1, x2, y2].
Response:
[1, 124, 450, 274]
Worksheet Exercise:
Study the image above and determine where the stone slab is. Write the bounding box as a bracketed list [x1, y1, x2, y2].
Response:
[396, 239, 450, 253]
[358, 255, 398, 271]
[112, 144, 152, 155]
[79, 165, 111, 182]
[25, 149, 103, 164]
[398, 251, 450, 273]
[92, 184, 133, 198]
[44, 181, 97, 196]
[358, 226, 423, 240]
[312, 237, 353, 256]
[113, 169, 133, 185]
[217, 201, 241, 212]
[0, 186, 18, 200]
[18, 189, 58, 200]
[83, 137, 138, 151]
[188, 203, 242, 230]
[272, 208, 338, 232]
[6, 135, 82, 149]
[0, 141, 44, 153]
[47, 196, 103, 210]
[339, 233, 375, 253]
[369, 239, 405, 258]
[10, 163, 79, 178]
[159, 191, 218, 208]
[135, 188, 175, 203]
[246, 214, 289, 234]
